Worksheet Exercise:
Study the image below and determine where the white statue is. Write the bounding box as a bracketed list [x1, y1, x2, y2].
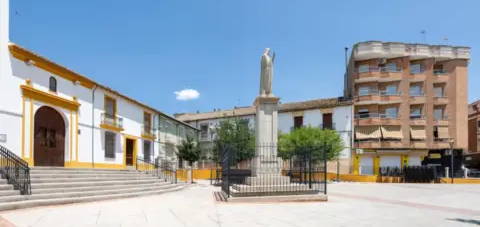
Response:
[260, 48, 275, 97]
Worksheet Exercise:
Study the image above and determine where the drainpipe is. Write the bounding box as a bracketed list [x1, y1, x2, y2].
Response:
[91, 85, 98, 168]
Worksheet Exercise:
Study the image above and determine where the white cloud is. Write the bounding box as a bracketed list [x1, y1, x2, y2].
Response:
[174, 89, 200, 101]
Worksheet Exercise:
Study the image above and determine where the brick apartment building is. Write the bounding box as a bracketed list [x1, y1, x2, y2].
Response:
[344, 41, 470, 175]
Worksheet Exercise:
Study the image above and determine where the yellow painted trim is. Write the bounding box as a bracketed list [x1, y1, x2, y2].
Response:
[69, 112, 73, 162]
[21, 97, 25, 158]
[76, 111, 79, 162]
[353, 155, 360, 175]
[373, 156, 380, 175]
[100, 123, 124, 132]
[401, 155, 409, 168]
[123, 134, 138, 167]
[29, 100, 34, 166]
[9, 45, 95, 89]
[65, 161, 125, 169]
[141, 134, 156, 141]
[21, 85, 80, 111]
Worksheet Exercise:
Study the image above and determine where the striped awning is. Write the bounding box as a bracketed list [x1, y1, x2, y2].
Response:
[381, 126, 403, 139]
[437, 126, 449, 139]
[410, 126, 426, 140]
[355, 126, 381, 139]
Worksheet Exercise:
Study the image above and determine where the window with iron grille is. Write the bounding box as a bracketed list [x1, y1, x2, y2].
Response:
[105, 131, 116, 158]
[143, 140, 151, 162]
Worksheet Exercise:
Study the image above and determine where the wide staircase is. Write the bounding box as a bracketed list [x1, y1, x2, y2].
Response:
[0, 145, 183, 211]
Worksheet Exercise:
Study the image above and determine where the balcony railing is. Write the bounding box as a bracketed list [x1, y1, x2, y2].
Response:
[357, 66, 402, 74]
[434, 115, 449, 121]
[101, 113, 123, 129]
[355, 113, 398, 119]
[379, 90, 401, 96]
[410, 114, 424, 120]
[142, 126, 156, 139]
[433, 69, 448, 75]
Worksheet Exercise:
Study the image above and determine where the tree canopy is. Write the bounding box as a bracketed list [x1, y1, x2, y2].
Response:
[278, 126, 344, 161]
[212, 118, 255, 164]
[176, 136, 201, 166]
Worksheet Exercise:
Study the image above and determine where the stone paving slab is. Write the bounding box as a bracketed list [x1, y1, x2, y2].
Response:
[0, 181, 479, 227]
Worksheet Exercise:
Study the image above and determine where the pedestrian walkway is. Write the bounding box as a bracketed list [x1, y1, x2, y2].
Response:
[0, 181, 479, 227]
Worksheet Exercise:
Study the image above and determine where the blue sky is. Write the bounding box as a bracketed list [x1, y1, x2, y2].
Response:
[10, 0, 480, 115]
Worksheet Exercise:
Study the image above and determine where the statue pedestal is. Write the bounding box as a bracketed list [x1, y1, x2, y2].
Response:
[252, 96, 280, 177]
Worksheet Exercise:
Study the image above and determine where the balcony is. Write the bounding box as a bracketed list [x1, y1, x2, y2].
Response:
[355, 140, 403, 149]
[355, 140, 381, 149]
[409, 115, 426, 125]
[410, 141, 427, 149]
[100, 113, 124, 132]
[433, 96, 449, 105]
[409, 73, 426, 82]
[432, 140, 450, 149]
[409, 95, 426, 104]
[434, 115, 449, 126]
[355, 113, 401, 125]
[354, 91, 402, 105]
[355, 67, 402, 83]
[142, 127, 156, 140]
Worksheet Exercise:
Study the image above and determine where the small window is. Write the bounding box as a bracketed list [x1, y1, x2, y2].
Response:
[433, 126, 439, 138]
[382, 84, 398, 95]
[382, 63, 400, 72]
[49, 76, 57, 92]
[410, 106, 423, 119]
[143, 140, 151, 162]
[434, 64, 446, 74]
[357, 109, 370, 118]
[383, 107, 398, 119]
[358, 86, 371, 96]
[200, 124, 209, 139]
[410, 63, 424, 74]
[434, 107, 445, 120]
[294, 116, 303, 129]
[409, 84, 423, 96]
[434, 85, 445, 97]
[105, 132, 116, 158]
[477, 120, 480, 129]
[358, 64, 370, 73]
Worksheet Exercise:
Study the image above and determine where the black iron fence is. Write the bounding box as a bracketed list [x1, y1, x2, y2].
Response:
[379, 166, 439, 183]
[0, 145, 31, 195]
[136, 158, 178, 184]
[219, 144, 327, 197]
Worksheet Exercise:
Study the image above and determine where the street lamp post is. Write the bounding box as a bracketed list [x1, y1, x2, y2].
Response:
[448, 138, 455, 184]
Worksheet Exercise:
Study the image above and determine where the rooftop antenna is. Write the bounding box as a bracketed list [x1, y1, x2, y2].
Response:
[420, 30, 427, 43]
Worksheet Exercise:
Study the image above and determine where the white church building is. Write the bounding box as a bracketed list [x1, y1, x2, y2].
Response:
[0, 0, 196, 169]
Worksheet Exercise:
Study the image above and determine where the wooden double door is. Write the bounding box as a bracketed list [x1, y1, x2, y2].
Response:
[34, 106, 66, 166]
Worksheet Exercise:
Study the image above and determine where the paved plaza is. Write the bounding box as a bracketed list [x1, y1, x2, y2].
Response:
[0, 181, 479, 227]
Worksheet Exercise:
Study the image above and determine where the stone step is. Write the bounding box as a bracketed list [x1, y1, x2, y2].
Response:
[30, 170, 139, 175]
[31, 179, 162, 189]
[0, 184, 14, 191]
[32, 181, 171, 194]
[32, 167, 133, 171]
[30, 173, 151, 179]
[0, 183, 178, 203]
[0, 185, 185, 211]
[0, 190, 19, 196]
[30, 175, 158, 184]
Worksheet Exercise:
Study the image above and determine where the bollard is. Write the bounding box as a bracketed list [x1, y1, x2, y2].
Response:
[464, 168, 468, 178]
[445, 167, 449, 178]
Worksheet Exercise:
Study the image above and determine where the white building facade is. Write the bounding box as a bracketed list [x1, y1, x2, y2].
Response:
[0, 1, 194, 169]
[176, 98, 354, 173]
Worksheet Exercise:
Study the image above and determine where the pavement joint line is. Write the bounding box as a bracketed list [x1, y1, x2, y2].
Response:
[329, 192, 480, 216]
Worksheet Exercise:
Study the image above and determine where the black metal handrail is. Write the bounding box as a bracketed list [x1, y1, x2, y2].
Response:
[136, 158, 177, 184]
[0, 145, 31, 195]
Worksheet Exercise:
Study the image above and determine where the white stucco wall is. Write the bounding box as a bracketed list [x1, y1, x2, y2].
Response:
[0, 49, 191, 168]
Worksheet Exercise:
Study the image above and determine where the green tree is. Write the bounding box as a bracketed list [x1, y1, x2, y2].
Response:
[176, 136, 201, 167]
[212, 119, 255, 164]
[278, 127, 344, 161]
